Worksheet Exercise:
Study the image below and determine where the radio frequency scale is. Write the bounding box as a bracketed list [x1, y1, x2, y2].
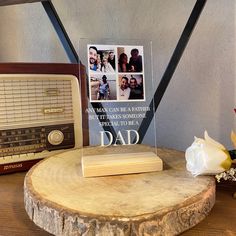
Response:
[0, 74, 82, 173]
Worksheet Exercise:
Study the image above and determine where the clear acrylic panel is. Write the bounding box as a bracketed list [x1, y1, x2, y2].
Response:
[79, 38, 158, 176]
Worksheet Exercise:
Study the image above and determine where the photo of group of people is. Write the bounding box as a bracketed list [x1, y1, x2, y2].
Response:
[89, 46, 116, 73]
[88, 44, 145, 102]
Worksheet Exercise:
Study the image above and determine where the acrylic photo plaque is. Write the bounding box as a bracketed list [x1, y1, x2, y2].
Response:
[79, 39, 162, 177]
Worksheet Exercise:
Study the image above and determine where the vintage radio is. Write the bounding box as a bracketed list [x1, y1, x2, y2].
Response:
[0, 74, 82, 174]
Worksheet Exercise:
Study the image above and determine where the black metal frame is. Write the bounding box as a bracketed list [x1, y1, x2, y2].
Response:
[42, 1, 78, 63]
[138, 0, 207, 142]
[42, 0, 207, 143]
[42, 1, 118, 140]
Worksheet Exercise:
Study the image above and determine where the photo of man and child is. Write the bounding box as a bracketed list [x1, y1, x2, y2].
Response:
[90, 74, 117, 101]
[88, 44, 145, 102]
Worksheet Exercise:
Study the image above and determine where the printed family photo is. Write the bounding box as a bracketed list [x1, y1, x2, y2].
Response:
[88, 44, 145, 102]
[118, 74, 144, 101]
[90, 74, 117, 101]
[117, 46, 143, 73]
[88, 45, 116, 73]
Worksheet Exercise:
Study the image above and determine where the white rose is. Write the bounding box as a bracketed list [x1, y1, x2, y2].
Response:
[185, 131, 232, 176]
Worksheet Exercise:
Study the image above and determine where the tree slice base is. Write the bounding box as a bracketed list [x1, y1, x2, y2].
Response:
[24, 145, 215, 235]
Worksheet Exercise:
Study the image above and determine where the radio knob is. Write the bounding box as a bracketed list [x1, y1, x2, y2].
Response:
[48, 130, 64, 145]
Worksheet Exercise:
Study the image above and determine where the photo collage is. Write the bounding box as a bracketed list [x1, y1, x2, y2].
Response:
[88, 44, 145, 102]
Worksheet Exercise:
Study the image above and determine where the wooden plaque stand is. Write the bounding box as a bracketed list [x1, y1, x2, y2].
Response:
[82, 151, 163, 177]
[24, 145, 215, 235]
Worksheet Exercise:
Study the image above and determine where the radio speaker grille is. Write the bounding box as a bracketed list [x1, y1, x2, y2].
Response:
[0, 79, 73, 125]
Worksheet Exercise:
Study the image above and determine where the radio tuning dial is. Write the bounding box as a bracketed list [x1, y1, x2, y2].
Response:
[48, 130, 64, 145]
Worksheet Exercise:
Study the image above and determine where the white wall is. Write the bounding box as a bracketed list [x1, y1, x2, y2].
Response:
[0, 0, 235, 151]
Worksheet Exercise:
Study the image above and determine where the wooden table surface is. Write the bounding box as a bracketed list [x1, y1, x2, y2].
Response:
[0, 172, 235, 236]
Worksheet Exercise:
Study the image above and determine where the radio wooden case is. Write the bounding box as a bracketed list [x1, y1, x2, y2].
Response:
[0, 63, 88, 174]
